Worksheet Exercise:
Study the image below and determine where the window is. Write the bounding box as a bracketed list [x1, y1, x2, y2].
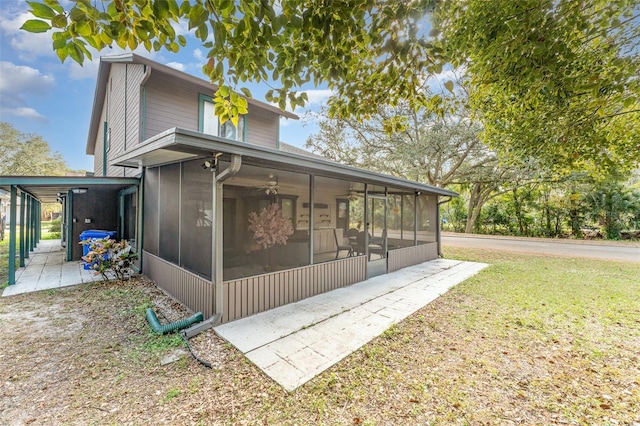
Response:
[199, 94, 246, 141]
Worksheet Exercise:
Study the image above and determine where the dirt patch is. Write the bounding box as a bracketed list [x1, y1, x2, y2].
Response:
[1, 262, 639, 425]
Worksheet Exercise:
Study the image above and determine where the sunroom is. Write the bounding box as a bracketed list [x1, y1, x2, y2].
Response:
[112, 127, 456, 323]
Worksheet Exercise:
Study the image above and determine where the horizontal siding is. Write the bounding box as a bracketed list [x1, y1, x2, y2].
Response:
[143, 70, 280, 148]
[388, 243, 439, 272]
[143, 251, 214, 318]
[144, 71, 200, 138]
[223, 256, 366, 323]
[246, 104, 278, 148]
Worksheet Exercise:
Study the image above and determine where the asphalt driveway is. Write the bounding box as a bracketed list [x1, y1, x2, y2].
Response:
[442, 232, 640, 262]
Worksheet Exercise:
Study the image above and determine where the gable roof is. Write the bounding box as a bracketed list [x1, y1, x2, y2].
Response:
[86, 53, 299, 155]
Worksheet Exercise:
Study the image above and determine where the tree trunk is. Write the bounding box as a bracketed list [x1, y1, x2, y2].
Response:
[512, 188, 524, 235]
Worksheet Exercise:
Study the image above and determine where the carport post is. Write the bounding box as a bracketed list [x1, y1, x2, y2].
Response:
[24, 195, 31, 259]
[8, 186, 17, 285]
[19, 192, 25, 267]
[35, 201, 40, 243]
[66, 190, 73, 261]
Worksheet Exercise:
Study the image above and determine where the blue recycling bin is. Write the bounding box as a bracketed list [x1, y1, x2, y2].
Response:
[80, 230, 117, 270]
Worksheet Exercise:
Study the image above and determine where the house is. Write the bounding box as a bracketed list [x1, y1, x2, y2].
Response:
[4, 53, 457, 323]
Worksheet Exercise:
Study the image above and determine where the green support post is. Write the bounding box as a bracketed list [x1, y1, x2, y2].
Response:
[8, 186, 17, 285]
[35, 201, 40, 243]
[66, 190, 73, 261]
[24, 195, 30, 259]
[19, 192, 25, 267]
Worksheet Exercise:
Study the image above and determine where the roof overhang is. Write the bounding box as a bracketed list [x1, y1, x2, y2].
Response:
[110, 127, 458, 197]
[0, 176, 140, 203]
[86, 53, 299, 155]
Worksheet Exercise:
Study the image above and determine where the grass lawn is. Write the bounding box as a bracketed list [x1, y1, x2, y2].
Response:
[0, 247, 638, 424]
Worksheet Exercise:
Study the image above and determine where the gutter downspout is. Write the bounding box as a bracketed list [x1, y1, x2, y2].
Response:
[185, 155, 242, 338]
[437, 195, 453, 257]
[211, 154, 242, 323]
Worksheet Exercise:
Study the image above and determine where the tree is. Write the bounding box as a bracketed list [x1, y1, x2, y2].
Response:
[23, 0, 639, 170]
[431, 0, 640, 172]
[306, 101, 496, 188]
[0, 122, 68, 176]
[21, 0, 440, 128]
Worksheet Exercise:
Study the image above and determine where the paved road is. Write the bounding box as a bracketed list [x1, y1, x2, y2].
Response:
[442, 233, 640, 263]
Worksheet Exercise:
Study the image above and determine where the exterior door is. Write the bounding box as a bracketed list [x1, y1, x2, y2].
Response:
[367, 194, 387, 278]
[118, 186, 139, 269]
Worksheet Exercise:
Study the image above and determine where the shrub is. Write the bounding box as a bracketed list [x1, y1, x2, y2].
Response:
[80, 238, 138, 282]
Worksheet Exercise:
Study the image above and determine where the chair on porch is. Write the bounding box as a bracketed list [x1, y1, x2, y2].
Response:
[334, 228, 353, 259]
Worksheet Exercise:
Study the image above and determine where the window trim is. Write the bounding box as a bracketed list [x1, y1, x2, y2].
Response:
[198, 93, 247, 141]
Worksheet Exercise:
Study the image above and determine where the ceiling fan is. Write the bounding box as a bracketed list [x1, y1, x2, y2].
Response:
[256, 174, 279, 195]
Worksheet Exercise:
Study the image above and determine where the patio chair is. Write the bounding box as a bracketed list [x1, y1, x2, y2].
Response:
[334, 228, 353, 259]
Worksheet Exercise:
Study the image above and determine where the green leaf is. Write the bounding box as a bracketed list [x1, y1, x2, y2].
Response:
[76, 20, 92, 36]
[69, 7, 86, 22]
[56, 44, 69, 62]
[240, 87, 252, 98]
[51, 13, 67, 28]
[44, 0, 64, 14]
[27, 1, 56, 19]
[69, 42, 84, 64]
[20, 19, 51, 33]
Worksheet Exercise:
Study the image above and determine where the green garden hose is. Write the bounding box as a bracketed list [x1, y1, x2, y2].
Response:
[145, 308, 203, 335]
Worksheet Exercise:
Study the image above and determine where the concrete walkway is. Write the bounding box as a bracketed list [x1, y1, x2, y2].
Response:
[2, 239, 101, 297]
[215, 258, 488, 391]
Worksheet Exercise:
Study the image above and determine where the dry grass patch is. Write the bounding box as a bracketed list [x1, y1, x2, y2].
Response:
[1, 248, 639, 425]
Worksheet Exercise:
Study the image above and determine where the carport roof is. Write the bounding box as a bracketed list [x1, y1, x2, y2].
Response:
[0, 176, 140, 203]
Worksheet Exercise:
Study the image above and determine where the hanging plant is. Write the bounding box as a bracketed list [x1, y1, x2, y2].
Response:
[248, 203, 294, 249]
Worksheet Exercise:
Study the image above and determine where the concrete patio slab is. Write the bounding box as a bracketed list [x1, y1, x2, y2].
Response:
[214, 258, 488, 391]
[2, 239, 101, 297]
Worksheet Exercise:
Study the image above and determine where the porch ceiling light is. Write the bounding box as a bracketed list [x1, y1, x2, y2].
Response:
[71, 188, 88, 194]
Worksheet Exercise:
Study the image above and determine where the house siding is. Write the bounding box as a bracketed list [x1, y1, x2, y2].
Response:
[143, 251, 215, 318]
[223, 256, 366, 323]
[93, 103, 107, 176]
[246, 105, 278, 148]
[387, 243, 439, 272]
[94, 63, 146, 177]
[144, 70, 199, 138]
[143, 70, 279, 149]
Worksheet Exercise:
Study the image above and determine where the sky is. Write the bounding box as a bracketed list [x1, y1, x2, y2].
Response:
[0, 0, 333, 172]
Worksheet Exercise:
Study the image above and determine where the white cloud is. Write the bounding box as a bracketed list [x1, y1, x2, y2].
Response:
[166, 61, 186, 72]
[1, 106, 48, 122]
[424, 66, 467, 93]
[0, 61, 55, 106]
[68, 58, 101, 80]
[193, 48, 205, 62]
[0, 10, 54, 60]
[0, 61, 54, 123]
[304, 89, 334, 106]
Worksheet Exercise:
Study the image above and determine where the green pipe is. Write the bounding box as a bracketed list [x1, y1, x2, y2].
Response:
[145, 308, 203, 335]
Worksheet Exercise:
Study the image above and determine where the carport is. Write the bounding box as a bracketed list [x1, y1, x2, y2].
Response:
[0, 176, 139, 286]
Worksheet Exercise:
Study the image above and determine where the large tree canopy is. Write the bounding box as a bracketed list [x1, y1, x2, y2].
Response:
[21, 0, 439, 126]
[432, 0, 640, 172]
[0, 122, 68, 176]
[21, 0, 640, 170]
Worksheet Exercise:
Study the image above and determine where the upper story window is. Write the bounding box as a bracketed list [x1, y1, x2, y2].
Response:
[199, 94, 246, 142]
